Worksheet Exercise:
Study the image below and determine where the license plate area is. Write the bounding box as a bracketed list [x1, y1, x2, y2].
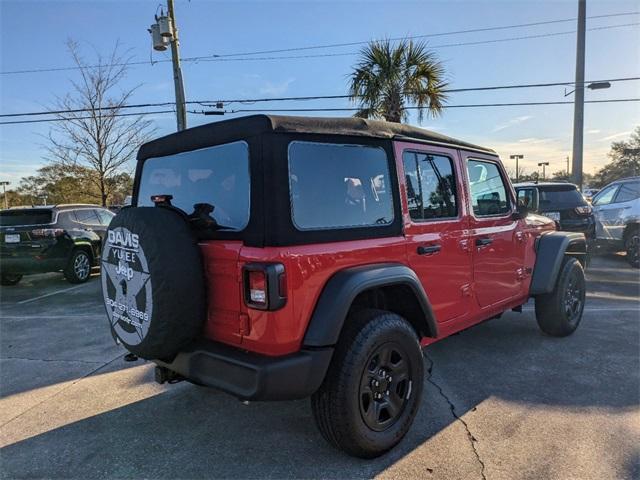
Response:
[4, 234, 20, 243]
[544, 211, 561, 222]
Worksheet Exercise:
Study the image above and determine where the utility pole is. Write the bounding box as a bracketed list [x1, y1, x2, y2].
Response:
[566, 156, 570, 176]
[0, 181, 9, 209]
[150, 2, 187, 131]
[168, 0, 187, 131]
[571, 0, 586, 190]
[510, 154, 524, 182]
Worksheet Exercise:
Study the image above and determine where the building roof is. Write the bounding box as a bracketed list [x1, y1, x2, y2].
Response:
[138, 114, 495, 160]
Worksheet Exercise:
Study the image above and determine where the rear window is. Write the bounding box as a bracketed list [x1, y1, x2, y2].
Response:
[0, 209, 53, 226]
[538, 186, 585, 209]
[615, 181, 640, 203]
[288, 141, 394, 230]
[137, 141, 250, 231]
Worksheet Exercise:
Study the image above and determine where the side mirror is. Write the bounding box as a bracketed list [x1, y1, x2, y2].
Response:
[512, 204, 528, 220]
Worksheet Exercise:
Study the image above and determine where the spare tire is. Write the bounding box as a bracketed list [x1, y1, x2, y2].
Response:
[101, 206, 206, 359]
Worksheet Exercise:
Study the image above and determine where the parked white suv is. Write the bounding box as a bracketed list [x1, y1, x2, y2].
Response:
[592, 176, 640, 267]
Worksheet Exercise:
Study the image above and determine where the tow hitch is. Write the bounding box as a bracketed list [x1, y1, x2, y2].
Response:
[154, 366, 184, 384]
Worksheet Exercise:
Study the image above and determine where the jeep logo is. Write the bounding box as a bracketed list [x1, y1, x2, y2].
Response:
[115, 261, 134, 281]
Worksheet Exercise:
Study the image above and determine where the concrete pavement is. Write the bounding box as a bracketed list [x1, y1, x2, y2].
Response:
[0, 256, 638, 479]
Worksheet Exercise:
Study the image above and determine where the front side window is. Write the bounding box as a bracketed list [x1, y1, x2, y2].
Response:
[74, 209, 100, 225]
[402, 152, 457, 220]
[138, 141, 250, 231]
[592, 184, 618, 206]
[614, 181, 640, 203]
[288, 142, 394, 230]
[467, 159, 510, 217]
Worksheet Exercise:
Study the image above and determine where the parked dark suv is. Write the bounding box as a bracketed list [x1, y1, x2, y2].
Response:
[514, 182, 595, 239]
[0, 204, 114, 285]
[101, 115, 587, 458]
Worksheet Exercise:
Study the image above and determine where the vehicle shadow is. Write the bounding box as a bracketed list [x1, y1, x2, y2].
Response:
[1, 309, 638, 479]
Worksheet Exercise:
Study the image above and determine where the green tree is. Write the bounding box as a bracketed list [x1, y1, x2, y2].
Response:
[348, 39, 448, 123]
[592, 127, 640, 188]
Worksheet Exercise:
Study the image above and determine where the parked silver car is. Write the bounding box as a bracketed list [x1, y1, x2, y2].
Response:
[592, 176, 640, 267]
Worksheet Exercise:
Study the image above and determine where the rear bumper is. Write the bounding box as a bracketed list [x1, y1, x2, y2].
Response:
[154, 340, 333, 401]
[0, 256, 66, 274]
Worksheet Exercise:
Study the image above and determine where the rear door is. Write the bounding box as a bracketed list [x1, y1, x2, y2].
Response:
[463, 154, 523, 308]
[396, 142, 473, 323]
[592, 183, 621, 240]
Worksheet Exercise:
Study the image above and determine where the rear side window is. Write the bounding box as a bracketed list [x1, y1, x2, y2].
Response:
[467, 159, 510, 216]
[138, 141, 250, 231]
[288, 141, 394, 230]
[0, 210, 53, 226]
[615, 181, 640, 203]
[402, 152, 457, 220]
[74, 209, 100, 225]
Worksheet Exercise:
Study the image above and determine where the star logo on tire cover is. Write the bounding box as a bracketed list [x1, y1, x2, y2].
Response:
[102, 262, 150, 341]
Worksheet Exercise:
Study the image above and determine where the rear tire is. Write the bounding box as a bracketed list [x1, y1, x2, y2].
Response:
[311, 309, 423, 458]
[535, 257, 585, 337]
[624, 226, 640, 268]
[1, 273, 23, 286]
[64, 249, 92, 284]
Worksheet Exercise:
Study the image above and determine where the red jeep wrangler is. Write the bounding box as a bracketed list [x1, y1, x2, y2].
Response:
[101, 115, 587, 458]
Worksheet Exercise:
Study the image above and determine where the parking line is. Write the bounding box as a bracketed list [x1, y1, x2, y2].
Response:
[16, 284, 91, 305]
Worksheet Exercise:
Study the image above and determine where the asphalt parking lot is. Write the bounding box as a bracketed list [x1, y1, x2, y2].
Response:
[0, 255, 638, 480]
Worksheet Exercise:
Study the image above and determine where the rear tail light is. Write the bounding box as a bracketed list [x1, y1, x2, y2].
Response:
[31, 228, 64, 238]
[574, 205, 592, 215]
[242, 263, 286, 311]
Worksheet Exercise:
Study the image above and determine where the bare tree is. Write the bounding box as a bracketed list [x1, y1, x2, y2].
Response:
[47, 40, 155, 206]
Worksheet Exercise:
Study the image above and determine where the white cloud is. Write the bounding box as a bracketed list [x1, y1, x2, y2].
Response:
[492, 115, 533, 132]
[587, 129, 601, 134]
[598, 131, 631, 142]
[259, 78, 296, 96]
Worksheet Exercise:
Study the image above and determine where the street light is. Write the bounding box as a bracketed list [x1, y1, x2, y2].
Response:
[538, 162, 550, 180]
[0, 181, 9, 209]
[510, 154, 524, 182]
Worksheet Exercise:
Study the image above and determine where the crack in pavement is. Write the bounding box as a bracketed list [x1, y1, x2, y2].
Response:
[2, 356, 103, 364]
[0, 353, 125, 429]
[424, 351, 488, 480]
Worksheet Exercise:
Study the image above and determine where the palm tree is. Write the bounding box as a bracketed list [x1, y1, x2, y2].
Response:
[348, 39, 448, 123]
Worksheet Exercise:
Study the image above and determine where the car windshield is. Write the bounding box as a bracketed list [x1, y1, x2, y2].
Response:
[0, 209, 53, 226]
[137, 141, 250, 231]
[538, 186, 586, 209]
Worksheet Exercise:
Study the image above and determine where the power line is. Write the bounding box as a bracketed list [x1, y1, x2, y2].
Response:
[3, 76, 638, 118]
[211, 98, 640, 114]
[1, 12, 637, 75]
[0, 110, 175, 126]
[3, 98, 637, 125]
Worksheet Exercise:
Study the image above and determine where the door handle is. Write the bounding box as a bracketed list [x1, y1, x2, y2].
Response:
[417, 244, 441, 255]
[475, 238, 493, 247]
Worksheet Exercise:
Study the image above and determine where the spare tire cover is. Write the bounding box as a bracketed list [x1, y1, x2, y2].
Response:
[101, 206, 205, 359]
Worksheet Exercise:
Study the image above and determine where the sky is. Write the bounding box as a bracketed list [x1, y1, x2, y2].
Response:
[1, 0, 639, 188]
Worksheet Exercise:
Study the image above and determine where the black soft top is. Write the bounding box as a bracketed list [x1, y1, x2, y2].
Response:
[137, 114, 495, 160]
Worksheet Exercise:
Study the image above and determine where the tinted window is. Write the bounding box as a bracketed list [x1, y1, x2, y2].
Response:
[538, 186, 586, 209]
[614, 181, 640, 203]
[95, 209, 115, 226]
[55, 211, 76, 228]
[402, 152, 457, 220]
[288, 142, 394, 230]
[74, 209, 100, 225]
[592, 184, 619, 206]
[0, 209, 53, 226]
[467, 160, 510, 216]
[138, 141, 250, 231]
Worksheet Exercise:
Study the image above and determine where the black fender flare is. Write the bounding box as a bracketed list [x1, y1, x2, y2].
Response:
[303, 263, 438, 347]
[530, 231, 587, 295]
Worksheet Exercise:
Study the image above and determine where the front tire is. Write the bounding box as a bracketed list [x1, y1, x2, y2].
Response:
[1, 273, 23, 286]
[64, 249, 92, 284]
[311, 309, 423, 458]
[535, 257, 585, 337]
[624, 226, 640, 268]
